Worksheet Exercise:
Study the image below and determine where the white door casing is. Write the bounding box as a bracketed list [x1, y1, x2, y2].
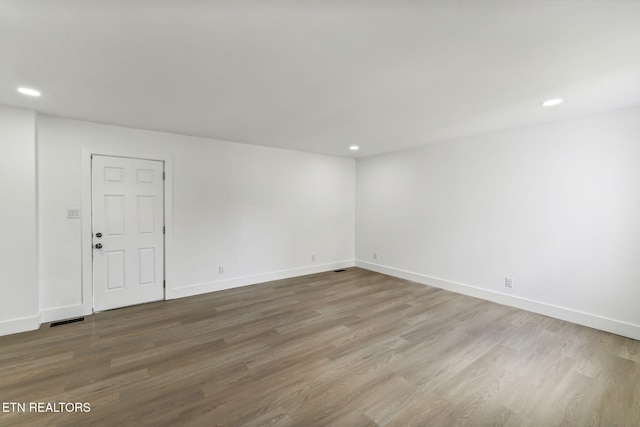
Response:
[92, 155, 164, 311]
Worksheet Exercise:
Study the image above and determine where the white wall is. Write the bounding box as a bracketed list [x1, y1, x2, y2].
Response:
[37, 116, 355, 323]
[0, 106, 39, 335]
[5, 104, 639, 340]
[356, 106, 640, 339]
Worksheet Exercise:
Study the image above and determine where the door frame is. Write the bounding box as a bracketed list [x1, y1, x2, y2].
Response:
[81, 148, 174, 314]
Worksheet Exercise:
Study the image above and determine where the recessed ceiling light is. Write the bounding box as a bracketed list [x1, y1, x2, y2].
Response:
[349, 145, 359, 151]
[541, 98, 563, 107]
[17, 87, 42, 97]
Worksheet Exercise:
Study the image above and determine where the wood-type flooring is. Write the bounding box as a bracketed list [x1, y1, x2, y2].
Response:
[1, 268, 639, 426]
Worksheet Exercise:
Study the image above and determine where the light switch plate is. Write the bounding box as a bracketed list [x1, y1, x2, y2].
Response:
[67, 208, 81, 219]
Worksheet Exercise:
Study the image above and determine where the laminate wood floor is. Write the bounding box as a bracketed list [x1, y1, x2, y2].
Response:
[1, 268, 639, 426]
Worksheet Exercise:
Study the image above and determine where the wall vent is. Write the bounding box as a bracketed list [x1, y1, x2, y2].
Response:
[50, 317, 85, 327]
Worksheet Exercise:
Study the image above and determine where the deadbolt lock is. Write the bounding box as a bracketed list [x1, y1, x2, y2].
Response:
[95, 232, 102, 238]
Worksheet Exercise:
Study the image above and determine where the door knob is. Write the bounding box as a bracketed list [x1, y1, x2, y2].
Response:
[95, 232, 102, 238]
[95, 243, 103, 249]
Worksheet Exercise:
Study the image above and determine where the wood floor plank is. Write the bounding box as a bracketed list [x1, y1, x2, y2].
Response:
[1, 267, 639, 426]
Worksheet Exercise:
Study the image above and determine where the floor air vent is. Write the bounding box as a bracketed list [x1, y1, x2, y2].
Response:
[334, 269, 347, 273]
[50, 317, 85, 327]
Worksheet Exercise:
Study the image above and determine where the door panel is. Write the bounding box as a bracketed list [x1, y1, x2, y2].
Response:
[137, 196, 155, 233]
[106, 251, 125, 290]
[138, 248, 155, 285]
[106, 195, 125, 235]
[92, 155, 164, 311]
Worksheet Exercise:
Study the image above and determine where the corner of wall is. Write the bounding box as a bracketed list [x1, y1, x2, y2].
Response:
[0, 106, 40, 337]
[0, 313, 41, 337]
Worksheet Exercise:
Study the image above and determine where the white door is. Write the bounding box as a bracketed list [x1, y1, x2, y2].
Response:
[92, 155, 164, 311]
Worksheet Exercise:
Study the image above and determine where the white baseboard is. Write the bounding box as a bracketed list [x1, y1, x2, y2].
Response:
[0, 313, 41, 337]
[40, 304, 88, 323]
[167, 260, 356, 299]
[356, 260, 640, 341]
[0, 304, 90, 337]
[0, 262, 356, 337]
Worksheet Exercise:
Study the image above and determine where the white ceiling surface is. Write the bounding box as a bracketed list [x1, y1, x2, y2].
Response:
[2, 1, 640, 158]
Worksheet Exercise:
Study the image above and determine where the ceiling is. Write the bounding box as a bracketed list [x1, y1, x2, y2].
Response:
[2, 0, 640, 158]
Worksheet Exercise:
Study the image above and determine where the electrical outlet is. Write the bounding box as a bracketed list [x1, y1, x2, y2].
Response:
[219, 266, 224, 275]
[373, 252, 378, 260]
[505, 277, 513, 288]
[311, 254, 316, 262]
